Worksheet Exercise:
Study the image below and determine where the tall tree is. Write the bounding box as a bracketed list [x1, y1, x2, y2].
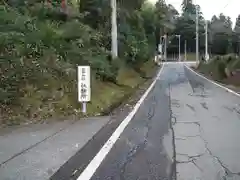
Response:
[141, 2, 157, 42]
[171, 0, 205, 54]
[79, 0, 110, 29]
[118, 0, 146, 10]
[154, 0, 177, 48]
[233, 15, 240, 54]
[181, 0, 195, 15]
[234, 15, 240, 33]
[209, 14, 233, 54]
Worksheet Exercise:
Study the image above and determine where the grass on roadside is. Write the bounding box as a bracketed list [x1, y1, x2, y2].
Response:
[0, 60, 158, 127]
[185, 53, 196, 61]
[88, 60, 158, 116]
[197, 54, 240, 87]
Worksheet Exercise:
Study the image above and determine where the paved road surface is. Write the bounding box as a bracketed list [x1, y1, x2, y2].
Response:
[0, 117, 110, 180]
[72, 62, 240, 180]
[1, 62, 240, 180]
[90, 64, 174, 180]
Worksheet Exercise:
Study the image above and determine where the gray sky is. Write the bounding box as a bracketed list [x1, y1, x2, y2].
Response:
[148, 0, 240, 25]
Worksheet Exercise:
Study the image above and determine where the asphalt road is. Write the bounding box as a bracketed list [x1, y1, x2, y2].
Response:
[53, 62, 240, 180]
[89, 65, 175, 180]
[0, 117, 110, 180]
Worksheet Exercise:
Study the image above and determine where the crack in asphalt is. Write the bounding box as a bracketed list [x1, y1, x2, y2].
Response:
[176, 152, 205, 162]
[186, 104, 196, 112]
[232, 105, 240, 115]
[192, 160, 204, 172]
[235, 105, 240, 115]
[176, 118, 240, 178]
[176, 153, 206, 175]
[223, 106, 240, 119]
[171, 116, 177, 125]
[120, 140, 147, 180]
[196, 120, 240, 178]
[224, 106, 233, 112]
[177, 121, 200, 127]
[176, 160, 192, 164]
[0, 120, 78, 168]
[173, 66, 240, 179]
[119, 94, 158, 180]
[168, 83, 177, 180]
[175, 137, 186, 140]
[177, 135, 201, 138]
[176, 157, 205, 173]
[188, 93, 209, 98]
[200, 102, 209, 110]
[174, 67, 239, 179]
[204, 142, 240, 177]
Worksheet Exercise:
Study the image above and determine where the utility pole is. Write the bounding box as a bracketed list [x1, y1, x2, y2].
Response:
[158, 32, 166, 63]
[175, 35, 181, 61]
[164, 34, 167, 61]
[196, 5, 199, 62]
[205, 20, 209, 61]
[185, 40, 187, 61]
[111, 0, 118, 59]
[157, 39, 162, 65]
[178, 35, 181, 61]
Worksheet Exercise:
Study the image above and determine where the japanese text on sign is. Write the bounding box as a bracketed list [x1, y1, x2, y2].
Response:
[78, 66, 91, 102]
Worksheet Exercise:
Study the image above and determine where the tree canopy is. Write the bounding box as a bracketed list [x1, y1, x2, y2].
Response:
[166, 0, 240, 56]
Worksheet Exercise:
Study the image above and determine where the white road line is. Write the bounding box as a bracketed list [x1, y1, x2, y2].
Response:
[185, 65, 240, 97]
[77, 64, 165, 180]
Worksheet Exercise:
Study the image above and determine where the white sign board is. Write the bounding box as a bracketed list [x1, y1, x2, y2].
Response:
[158, 44, 162, 53]
[78, 66, 91, 102]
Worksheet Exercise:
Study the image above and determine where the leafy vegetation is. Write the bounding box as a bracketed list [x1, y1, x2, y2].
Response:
[167, 0, 240, 58]
[197, 54, 240, 87]
[0, 0, 175, 126]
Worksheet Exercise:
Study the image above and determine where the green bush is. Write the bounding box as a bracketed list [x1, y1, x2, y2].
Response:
[198, 56, 227, 80]
[0, 5, 119, 115]
[118, 10, 151, 69]
[227, 58, 240, 72]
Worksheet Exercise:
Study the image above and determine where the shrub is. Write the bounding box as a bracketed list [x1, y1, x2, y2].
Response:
[0, 4, 119, 116]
